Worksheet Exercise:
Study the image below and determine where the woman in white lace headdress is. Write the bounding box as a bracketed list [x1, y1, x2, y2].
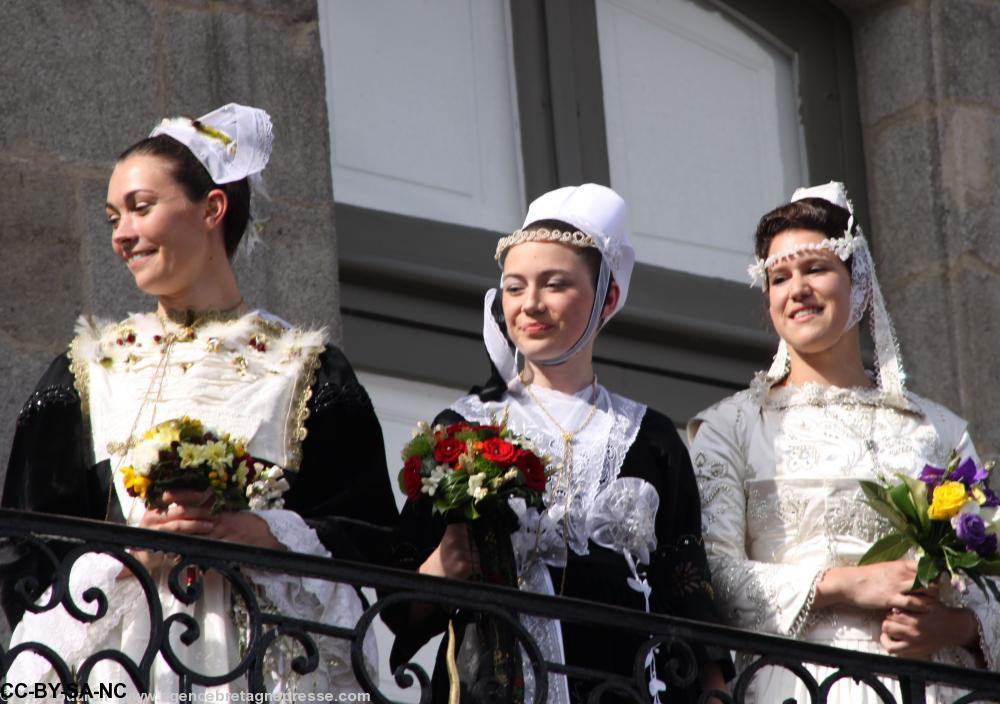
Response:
[688, 182, 999, 702]
[2, 104, 397, 699]
[384, 184, 732, 704]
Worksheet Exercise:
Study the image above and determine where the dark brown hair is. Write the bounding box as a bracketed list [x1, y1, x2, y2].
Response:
[753, 197, 853, 267]
[518, 219, 603, 286]
[118, 134, 250, 258]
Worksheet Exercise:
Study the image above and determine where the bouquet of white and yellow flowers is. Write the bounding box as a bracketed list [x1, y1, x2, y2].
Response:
[121, 417, 288, 513]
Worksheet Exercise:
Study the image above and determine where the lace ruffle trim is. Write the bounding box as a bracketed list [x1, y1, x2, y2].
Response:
[788, 567, 829, 638]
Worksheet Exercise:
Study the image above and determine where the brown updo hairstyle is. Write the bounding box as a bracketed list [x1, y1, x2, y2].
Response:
[753, 197, 854, 285]
[117, 134, 251, 259]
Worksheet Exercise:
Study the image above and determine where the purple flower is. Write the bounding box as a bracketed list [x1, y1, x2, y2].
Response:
[919, 464, 946, 488]
[983, 487, 1000, 508]
[977, 534, 999, 558]
[955, 512, 996, 556]
[950, 457, 989, 486]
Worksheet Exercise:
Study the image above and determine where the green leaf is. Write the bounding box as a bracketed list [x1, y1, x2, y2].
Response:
[897, 473, 930, 528]
[889, 481, 921, 525]
[942, 546, 980, 571]
[858, 532, 913, 565]
[915, 554, 942, 589]
[972, 558, 1000, 576]
[859, 481, 911, 532]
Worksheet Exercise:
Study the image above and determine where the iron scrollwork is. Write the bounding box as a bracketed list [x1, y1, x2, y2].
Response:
[1, 510, 1000, 703]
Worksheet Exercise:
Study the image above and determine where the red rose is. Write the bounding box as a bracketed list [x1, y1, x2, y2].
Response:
[434, 438, 466, 465]
[446, 422, 472, 435]
[402, 456, 423, 500]
[515, 450, 546, 491]
[480, 437, 518, 466]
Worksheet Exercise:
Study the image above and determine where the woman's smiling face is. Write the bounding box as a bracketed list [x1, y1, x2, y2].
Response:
[106, 153, 217, 298]
[500, 240, 598, 363]
[766, 228, 854, 356]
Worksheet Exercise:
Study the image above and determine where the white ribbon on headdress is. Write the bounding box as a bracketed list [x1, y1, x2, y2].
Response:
[150, 104, 273, 255]
[752, 181, 907, 403]
[483, 184, 635, 389]
[150, 103, 272, 184]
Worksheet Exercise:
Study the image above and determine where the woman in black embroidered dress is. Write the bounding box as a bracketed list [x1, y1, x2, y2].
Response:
[2, 104, 397, 696]
[384, 184, 731, 703]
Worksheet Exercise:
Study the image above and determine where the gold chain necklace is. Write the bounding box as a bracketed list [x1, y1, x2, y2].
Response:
[523, 376, 599, 594]
[524, 377, 599, 481]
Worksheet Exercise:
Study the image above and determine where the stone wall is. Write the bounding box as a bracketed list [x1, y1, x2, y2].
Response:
[833, 0, 1000, 455]
[0, 1, 340, 471]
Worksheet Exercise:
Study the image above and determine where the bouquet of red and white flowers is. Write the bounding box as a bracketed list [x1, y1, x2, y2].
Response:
[859, 453, 1000, 598]
[398, 418, 555, 704]
[121, 417, 288, 513]
[398, 420, 551, 519]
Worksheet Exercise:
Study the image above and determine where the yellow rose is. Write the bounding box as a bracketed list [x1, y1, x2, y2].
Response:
[928, 481, 970, 520]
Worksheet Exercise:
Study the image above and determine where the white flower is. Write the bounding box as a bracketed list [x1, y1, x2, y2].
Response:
[203, 441, 234, 472]
[951, 500, 982, 531]
[246, 465, 289, 510]
[421, 467, 447, 497]
[131, 442, 163, 475]
[177, 443, 205, 469]
[467, 472, 487, 500]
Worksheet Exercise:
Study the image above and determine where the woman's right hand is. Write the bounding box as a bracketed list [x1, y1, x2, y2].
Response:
[122, 490, 217, 578]
[138, 489, 217, 535]
[814, 560, 938, 611]
[418, 523, 480, 580]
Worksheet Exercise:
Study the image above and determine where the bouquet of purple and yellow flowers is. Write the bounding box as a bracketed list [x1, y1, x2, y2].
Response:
[859, 453, 1000, 598]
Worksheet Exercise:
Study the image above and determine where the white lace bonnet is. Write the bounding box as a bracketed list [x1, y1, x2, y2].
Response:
[484, 183, 636, 389]
[748, 181, 907, 401]
[149, 103, 273, 251]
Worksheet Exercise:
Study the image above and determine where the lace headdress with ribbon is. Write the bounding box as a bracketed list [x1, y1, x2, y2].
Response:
[484, 183, 636, 391]
[150, 103, 273, 254]
[747, 181, 908, 404]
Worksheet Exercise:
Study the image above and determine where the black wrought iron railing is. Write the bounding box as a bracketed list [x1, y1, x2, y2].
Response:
[1, 509, 999, 703]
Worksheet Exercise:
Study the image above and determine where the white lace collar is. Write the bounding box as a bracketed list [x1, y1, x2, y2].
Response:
[749, 370, 923, 415]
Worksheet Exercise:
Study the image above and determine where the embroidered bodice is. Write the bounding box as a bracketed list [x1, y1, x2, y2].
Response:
[69, 310, 325, 522]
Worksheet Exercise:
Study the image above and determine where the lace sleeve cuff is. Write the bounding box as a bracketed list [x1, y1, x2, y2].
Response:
[251, 509, 377, 692]
[959, 583, 1000, 671]
[787, 567, 829, 638]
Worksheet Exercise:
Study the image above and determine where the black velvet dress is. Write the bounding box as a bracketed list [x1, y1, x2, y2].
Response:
[384, 382, 734, 703]
[2, 344, 398, 628]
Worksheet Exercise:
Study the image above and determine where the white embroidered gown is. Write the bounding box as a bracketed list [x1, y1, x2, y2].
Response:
[688, 382, 1000, 703]
[5, 311, 375, 699]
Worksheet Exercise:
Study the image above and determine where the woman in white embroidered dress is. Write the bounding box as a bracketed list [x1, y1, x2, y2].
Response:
[385, 184, 732, 704]
[688, 182, 999, 702]
[2, 105, 396, 698]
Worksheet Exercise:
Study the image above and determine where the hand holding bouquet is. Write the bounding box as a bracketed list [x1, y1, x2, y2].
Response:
[859, 453, 1000, 598]
[398, 419, 554, 704]
[121, 417, 288, 513]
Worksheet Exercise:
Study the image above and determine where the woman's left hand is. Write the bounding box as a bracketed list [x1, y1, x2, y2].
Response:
[880, 597, 981, 659]
[206, 511, 286, 551]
